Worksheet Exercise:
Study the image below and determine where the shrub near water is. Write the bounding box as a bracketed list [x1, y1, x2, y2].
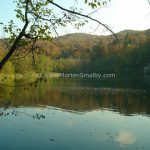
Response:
[12, 56, 37, 83]
[0, 60, 15, 84]
[0, 60, 15, 101]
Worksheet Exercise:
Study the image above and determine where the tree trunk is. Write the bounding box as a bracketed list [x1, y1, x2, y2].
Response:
[0, 22, 29, 70]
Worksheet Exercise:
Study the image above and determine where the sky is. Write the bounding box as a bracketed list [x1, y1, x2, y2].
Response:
[0, 0, 150, 37]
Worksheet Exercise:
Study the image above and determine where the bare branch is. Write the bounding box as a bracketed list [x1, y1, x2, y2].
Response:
[48, 0, 119, 41]
[10, 48, 32, 61]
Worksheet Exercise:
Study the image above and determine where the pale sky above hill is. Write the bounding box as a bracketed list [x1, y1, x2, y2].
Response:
[0, 0, 150, 37]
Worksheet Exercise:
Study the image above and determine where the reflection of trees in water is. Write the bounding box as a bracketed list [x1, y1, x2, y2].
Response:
[0, 101, 45, 120]
[1, 85, 150, 116]
[0, 78, 150, 116]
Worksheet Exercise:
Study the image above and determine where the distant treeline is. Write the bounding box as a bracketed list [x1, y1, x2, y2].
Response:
[0, 29, 150, 77]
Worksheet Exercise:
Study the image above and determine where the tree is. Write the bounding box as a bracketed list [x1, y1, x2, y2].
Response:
[0, 0, 118, 70]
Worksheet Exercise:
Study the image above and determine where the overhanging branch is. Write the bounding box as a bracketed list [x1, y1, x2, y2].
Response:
[48, 0, 119, 41]
[0, 0, 30, 70]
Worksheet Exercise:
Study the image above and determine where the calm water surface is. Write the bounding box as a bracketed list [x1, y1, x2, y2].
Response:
[0, 78, 150, 150]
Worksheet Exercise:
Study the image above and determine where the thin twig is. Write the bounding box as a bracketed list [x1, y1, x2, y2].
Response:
[48, 0, 119, 42]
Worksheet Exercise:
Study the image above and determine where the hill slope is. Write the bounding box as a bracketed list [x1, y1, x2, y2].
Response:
[0, 29, 150, 76]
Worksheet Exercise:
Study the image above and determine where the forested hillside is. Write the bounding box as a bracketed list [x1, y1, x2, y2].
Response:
[0, 29, 150, 77]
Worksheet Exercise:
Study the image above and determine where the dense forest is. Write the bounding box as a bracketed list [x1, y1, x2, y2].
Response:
[0, 29, 150, 78]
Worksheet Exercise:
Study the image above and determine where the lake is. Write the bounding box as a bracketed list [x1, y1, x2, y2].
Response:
[0, 78, 150, 150]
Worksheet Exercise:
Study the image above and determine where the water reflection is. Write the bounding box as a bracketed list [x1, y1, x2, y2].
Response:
[0, 79, 150, 116]
[0, 107, 149, 150]
[0, 77, 150, 150]
[115, 131, 136, 147]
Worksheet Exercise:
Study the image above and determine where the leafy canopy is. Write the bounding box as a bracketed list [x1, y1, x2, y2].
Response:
[0, 0, 112, 69]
